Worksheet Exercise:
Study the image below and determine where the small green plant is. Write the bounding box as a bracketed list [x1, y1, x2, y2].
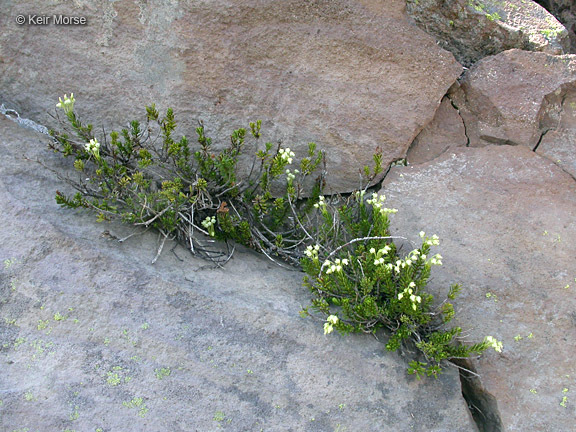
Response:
[301, 193, 501, 377]
[123, 397, 148, 418]
[154, 367, 171, 379]
[47, 95, 499, 377]
[48, 95, 324, 266]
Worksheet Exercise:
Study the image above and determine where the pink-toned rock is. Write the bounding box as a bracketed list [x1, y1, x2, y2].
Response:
[383, 144, 576, 432]
[0, 0, 461, 193]
[0, 114, 479, 432]
[406, 96, 468, 165]
[451, 49, 576, 148]
[536, 82, 576, 178]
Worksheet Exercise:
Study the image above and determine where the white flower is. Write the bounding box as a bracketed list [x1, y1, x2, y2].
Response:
[485, 336, 503, 353]
[327, 315, 339, 325]
[409, 282, 416, 288]
[369, 247, 376, 254]
[56, 93, 75, 114]
[419, 231, 425, 238]
[285, 169, 296, 182]
[279, 147, 295, 164]
[85, 138, 100, 155]
[201, 216, 216, 228]
[324, 322, 334, 335]
[313, 195, 326, 209]
[304, 244, 320, 259]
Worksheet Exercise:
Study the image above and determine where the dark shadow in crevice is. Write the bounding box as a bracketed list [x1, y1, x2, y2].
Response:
[453, 359, 503, 432]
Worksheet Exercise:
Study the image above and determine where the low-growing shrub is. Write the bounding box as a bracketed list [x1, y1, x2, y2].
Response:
[46, 94, 502, 377]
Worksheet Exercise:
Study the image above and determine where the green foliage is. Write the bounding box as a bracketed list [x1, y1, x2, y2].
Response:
[300, 192, 501, 376]
[48, 95, 500, 377]
[49, 98, 326, 265]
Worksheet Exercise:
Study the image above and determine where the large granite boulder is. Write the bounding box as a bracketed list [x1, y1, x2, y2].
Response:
[0, 117, 478, 431]
[0, 0, 461, 193]
[383, 145, 576, 432]
[406, 0, 569, 66]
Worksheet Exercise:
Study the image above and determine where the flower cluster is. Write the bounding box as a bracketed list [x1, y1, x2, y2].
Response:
[324, 258, 349, 274]
[420, 231, 440, 246]
[304, 244, 320, 259]
[84, 138, 100, 156]
[484, 335, 503, 353]
[56, 93, 75, 115]
[313, 195, 326, 209]
[323, 314, 339, 335]
[370, 245, 392, 265]
[278, 147, 295, 164]
[201, 215, 216, 237]
[398, 282, 422, 311]
[285, 168, 299, 183]
[366, 192, 398, 214]
[429, 253, 443, 266]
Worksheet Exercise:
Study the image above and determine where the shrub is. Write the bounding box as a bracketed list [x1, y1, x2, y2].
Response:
[46, 94, 502, 377]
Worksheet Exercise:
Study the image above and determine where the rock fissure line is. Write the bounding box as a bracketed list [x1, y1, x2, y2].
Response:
[532, 127, 550, 152]
[447, 95, 471, 147]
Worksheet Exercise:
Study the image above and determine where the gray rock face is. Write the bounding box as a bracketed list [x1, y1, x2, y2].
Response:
[0, 117, 478, 431]
[0, 0, 461, 193]
[383, 145, 576, 432]
[406, 0, 569, 66]
[450, 49, 576, 149]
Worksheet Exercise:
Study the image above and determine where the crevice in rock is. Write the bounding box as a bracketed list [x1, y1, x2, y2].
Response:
[447, 96, 471, 147]
[532, 128, 550, 152]
[453, 359, 503, 432]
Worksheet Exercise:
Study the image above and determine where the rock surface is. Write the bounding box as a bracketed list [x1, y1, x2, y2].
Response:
[536, 0, 576, 52]
[383, 145, 576, 432]
[535, 81, 576, 179]
[406, 0, 569, 67]
[0, 0, 461, 193]
[450, 49, 576, 149]
[0, 118, 478, 431]
[406, 96, 468, 165]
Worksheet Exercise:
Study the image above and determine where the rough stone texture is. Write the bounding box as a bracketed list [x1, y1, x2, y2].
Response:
[450, 49, 576, 148]
[382, 145, 576, 432]
[536, 0, 576, 52]
[406, 0, 569, 67]
[0, 118, 478, 431]
[536, 82, 576, 179]
[0, 0, 462, 193]
[406, 96, 468, 165]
